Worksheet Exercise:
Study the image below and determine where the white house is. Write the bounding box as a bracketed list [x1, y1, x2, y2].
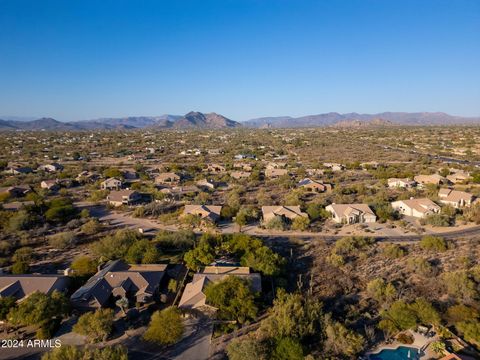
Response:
[325, 203, 377, 224]
[391, 198, 440, 218]
[387, 178, 416, 188]
[438, 189, 474, 208]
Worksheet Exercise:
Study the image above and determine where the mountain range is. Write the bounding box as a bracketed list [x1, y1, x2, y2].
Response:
[0, 112, 241, 131]
[1, 111, 479, 131]
[243, 112, 480, 128]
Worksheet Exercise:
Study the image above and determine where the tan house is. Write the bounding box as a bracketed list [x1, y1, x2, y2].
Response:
[107, 190, 141, 207]
[40, 179, 60, 191]
[70, 260, 167, 310]
[414, 174, 447, 186]
[391, 198, 441, 218]
[325, 203, 377, 224]
[196, 179, 216, 190]
[323, 163, 345, 171]
[101, 177, 122, 190]
[298, 178, 331, 192]
[262, 206, 308, 223]
[178, 266, 261, 311]
[438, 188, 473, 208]
[230, 171, 251, 180]
[183, 205, 222, 222]
[38, 163, 63, 172]
[0, 274, 69, 301]
[266, 162, 287, 170]
[446, 171, 470, 184]
[155, 172, 181, 185]
[205, 164, 226, 173]
[265, 168, 288, 178]
[387, 178, 416, 188]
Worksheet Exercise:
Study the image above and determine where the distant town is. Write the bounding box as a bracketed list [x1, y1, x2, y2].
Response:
[0, 123, 479, 360]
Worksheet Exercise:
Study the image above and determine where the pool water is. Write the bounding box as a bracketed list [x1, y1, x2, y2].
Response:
[369, 346, 420, 360]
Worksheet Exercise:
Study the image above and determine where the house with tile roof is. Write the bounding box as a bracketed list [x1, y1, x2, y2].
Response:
[438, 188, 474, 208]
[261, 206, 308, 223]
[391, 198, 441, 218]
[178, 265, 261, 311]
[0, 274, 69, 301]
[183, 205, 222, 222]
[325, 203, 377, 224]
[298, 178, 331, 192]
[70, 260, 167, 310]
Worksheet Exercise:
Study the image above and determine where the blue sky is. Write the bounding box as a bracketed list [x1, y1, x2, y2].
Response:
[0, 0, 479, 121]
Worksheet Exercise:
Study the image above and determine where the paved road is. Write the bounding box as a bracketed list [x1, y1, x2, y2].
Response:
[76, 202, 480, 242]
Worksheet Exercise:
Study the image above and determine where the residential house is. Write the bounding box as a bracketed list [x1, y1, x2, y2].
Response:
[183, 205, 222, 222]
[438, 188, 474, 208]
[234, 154, 256, 160]
[101, 177, 123, 190]
[40, 179, 60, 191]
[306, 168, 324, 176]
[160, 185, 200, 198]
[391, 198, 441, 218]
[5, 166, 33, 175]
[230, 171, 251, 180]
[70, 260, 167, 310]
[0, 274, 69, 301]
[298, 178, 331, 192]
[196, 179, 216, 190]
[265, 168, 288, 178]
[178, 265, 261, 311]
[38, 163, 63, 172]
[266, 162, 287, 170]
[233, 163, 253, 171]
[155, 172, 181, 185]
[262, 206, 308, 223]
[76, 171, 99, 183]
[107, 190, 141, 207]
[414, 174, 447, 187]
[323, 163, 345, 172]
[387, 178, 416, 188]
[446, 170, 471, 184]
[0, 186, 30, 198]
[204, 164, 226, 173]
[325, 203, 377, 224]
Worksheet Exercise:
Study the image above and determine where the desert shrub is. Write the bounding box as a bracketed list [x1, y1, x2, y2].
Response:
[382, 243, 406, 259]
[420, 235, 448, 252]
[48, 231, 76, 249]
[143, 307, 184, 345]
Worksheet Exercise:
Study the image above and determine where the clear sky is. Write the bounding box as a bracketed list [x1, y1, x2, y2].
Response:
[1, 0, 479, 121]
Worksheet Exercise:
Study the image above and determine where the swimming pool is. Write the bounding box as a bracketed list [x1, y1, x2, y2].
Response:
[369, 346, 420, 360]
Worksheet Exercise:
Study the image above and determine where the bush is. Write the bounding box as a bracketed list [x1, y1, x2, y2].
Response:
[143, 307, 184, 345]
[124, 239, 160, 264]
[81, 218, 102, 235]
[397, 332, 414, 344]
[265, 216, 287, 231]
[73, 308, 114, 343]
[420, 235, 448, 252]
[71, 256, 97, 277]
[154, 230, 195, 250]
[205, 276, 258, 324]
[382, 243, 406, 259]
[42, 345, 128, 360]
[291, 216, 310, 231]
[49, 231, 76, 249]
[423, 214, 453, 227]
[227, 335, 268, 360]
[91, 229, 142, 260]
[272, 337, 303, 360]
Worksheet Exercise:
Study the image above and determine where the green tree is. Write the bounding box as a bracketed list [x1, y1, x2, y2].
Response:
[0, 296, 16, 320]
[324, 315, 365, 357]
[42, 345, 128, 360]
[260, 290, 323, 339]
[81, 218, 102, 235]
[91, 229, 142, 260]
[272, 337, 303, 360]
[291, 216, 310, 231]
[227, 335, 268, 360]
[103, 168, 123, 179]
[456, 320, 480, 346]
[143, 307, 184, 345]
[366, 278, 397, 304]
[71, 256, 98, 277]
[205, 276, 258, 324]
[420, 235, 448, 252]
[125, 239, 160, 264]
[183, 241, 215, 271]
[73, 308, 114, 343]
[378, 300, 417, 336]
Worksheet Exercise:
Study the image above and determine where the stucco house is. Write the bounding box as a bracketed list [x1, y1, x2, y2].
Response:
[101, 177, 123, 190]
[391, 198, 441, 218]
[265, 168, 288, 178]
[262, 206, 308, 223]
[414, 174, 447, 187]
[41, 179, 60, 191]
[325, 203, 377, 224]
[0, 274, 69, 302]
[107, 190, 141, 207]
[70, 260, 167, 310]
[230, 171, 251, 180]
[154, 172, 181, 185]
[298, 178, 331, 192]
[183, 205, 222, 222]
[387, 178, 416, 188]
[38, 163, 63, 172]
[438, 188, 474, 208]
[178, 265, 261, 311]
[446, 171, 471, 184]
